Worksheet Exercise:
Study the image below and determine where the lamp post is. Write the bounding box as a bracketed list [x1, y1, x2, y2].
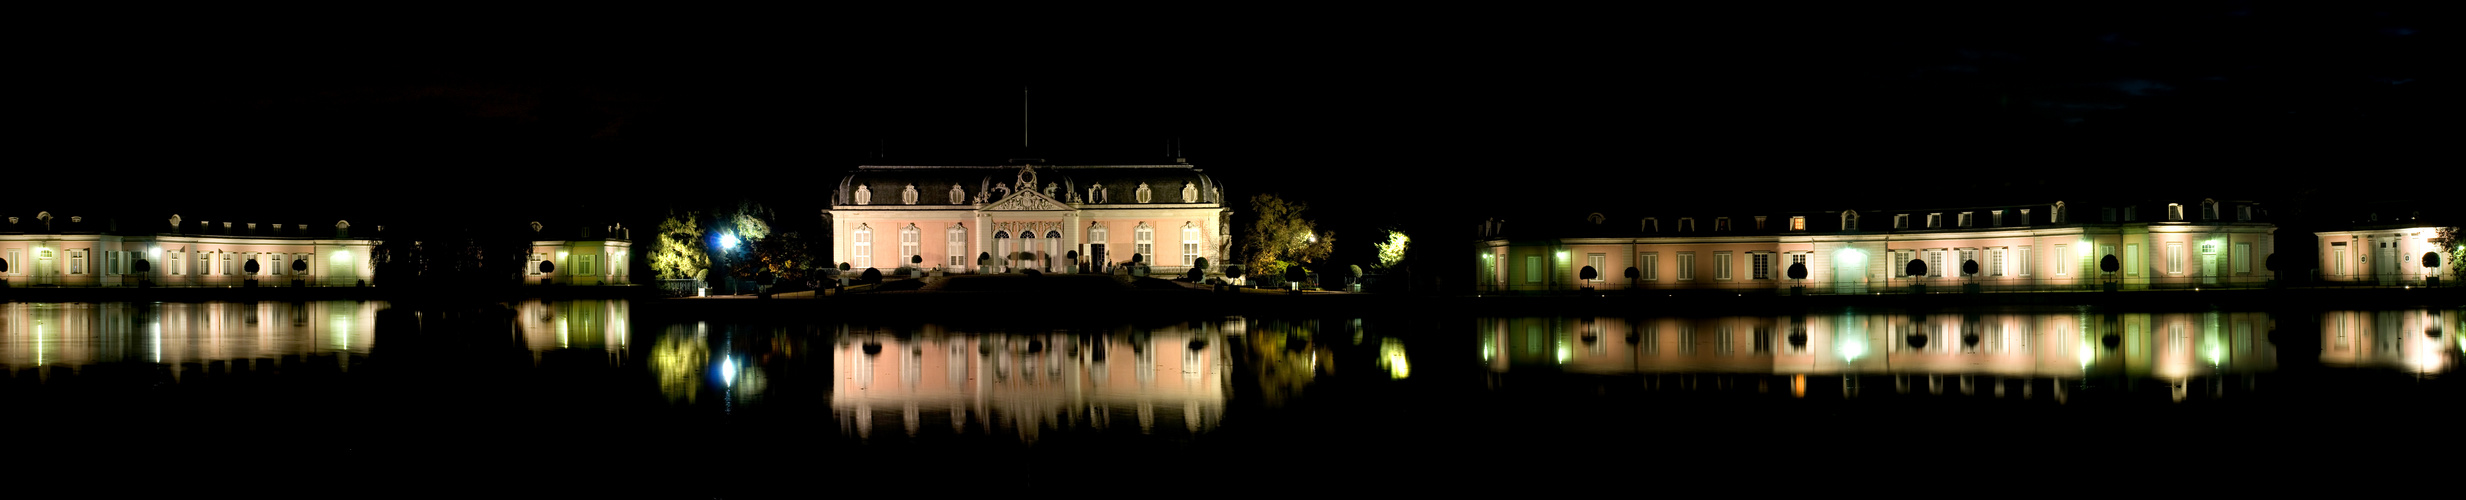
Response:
[717, 233, 740, 295]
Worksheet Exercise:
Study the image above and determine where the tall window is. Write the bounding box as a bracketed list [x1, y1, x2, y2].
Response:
[2126, 244, 2140, 276]
[2167, 242, 2184, 275]
[69, 249, 87, 275]
[223, 253, 234, 276]
[2331, 244, 2347, 275]
[900, 224, 920, 266]
[170, 250, 184, 275]
[1587, 254, 1606, 282]
[1714, 251, 1732, 280]
[1927, 250, 1944, 277]
[2100, 245, 2115, 274]
[2234, 242, 2252, 274]
[1958, 249, 1975, 276]
[948, 225, 968, 266]
[852, 224, 873, 269]
[1751, 253, 1771, 280]
[1134, 223, 1154, 260]
[1524, 255, 1540, 284]
[2054, 245, 2070, 276]
[1991, 248, 2006, 277]
[1894, 251, 1911, 278]
[1089, 224, 1108, 249]
[4, 249, 17, 276]
[1677, 252, 1696, 280]
[579, 254, 596, 275]
[1181, 223, 1201, 266]
[1639, 252, 1658, 281]
[530, 253, 546, 275]
[2019, 247, 2031, 277]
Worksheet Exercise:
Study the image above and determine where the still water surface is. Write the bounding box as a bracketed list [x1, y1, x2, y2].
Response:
[4, 300, 2456, 493]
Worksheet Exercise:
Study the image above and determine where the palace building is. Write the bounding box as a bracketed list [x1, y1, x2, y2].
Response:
[827, 162, 1231, 276]
[2310, 207, 2456, 286]
[1475, 198, 2278, 294]
[0, 211, 628, 287]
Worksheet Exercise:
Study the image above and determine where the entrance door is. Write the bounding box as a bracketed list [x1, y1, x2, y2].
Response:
[1832, 249, 1867, 295]
[35, 249, 54, 285]
[1089, 244, 1106, 274]
[2201, 252, 2219, 285]
[2375, 242, 2397, 285]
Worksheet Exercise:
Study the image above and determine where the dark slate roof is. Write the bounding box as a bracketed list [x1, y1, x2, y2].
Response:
[833, 164, 1224, 207]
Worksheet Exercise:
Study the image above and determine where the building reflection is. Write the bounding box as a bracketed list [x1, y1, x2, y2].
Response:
[0, 301, 379, 378]
[1480, 309, 2346, 401]
[2320, 309, 2458, 374]
[512, 299, 630, 364]
[829, 320, 1233, 442]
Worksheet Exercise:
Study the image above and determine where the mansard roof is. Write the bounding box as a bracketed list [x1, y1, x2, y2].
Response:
[833, 163, 1224, 207]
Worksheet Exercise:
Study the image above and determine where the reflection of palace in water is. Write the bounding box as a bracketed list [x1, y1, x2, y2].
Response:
[512, 300, 631, 358]
[1480, 310, 2363, 400]
[829, 321, 1233, 441]
[0, 301, 379, 375]
[2320, 309, 2458, 374]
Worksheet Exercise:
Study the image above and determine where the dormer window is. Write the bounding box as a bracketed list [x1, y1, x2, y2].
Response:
[1957, 212, 1973, 228]
[1714, 217, 1731, 231]
[1842, 211, 1858, 231]
[2052, 202, 2066, 224]
[2237, 205, 2252, 222]
[1927, 213, 1942, 228]
[1679, 218, 1697, 232]
[1991, 210, 2004, 226]
[1894, 214, 1910, 229]
[2201, 199, 2219, 220]
[1790, 216, 1806, 231]
[1642, 218, 1659, 233]
[1754, 216, 1767, 230]
[2102, 208, 2117, 222]
[2167, 203, 2184, 221]
[2019, 209, 2032, 225]
[2124, 206, 2138, 221]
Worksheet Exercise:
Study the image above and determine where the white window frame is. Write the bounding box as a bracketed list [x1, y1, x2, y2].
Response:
[529, 253, 546, 275]
[1991, 248, 2006, 277]
[1524, 255, 1541, 284]
[2167, 242, 2184, 275]
[1181, 223, 1201, 266]
[852, 224, 873, 269]
[1586, 253, 1606, 282]
[1788, 253, 1808, 280]
[1928, 213, 1942, 228]
[170, 250, 184, 276]
[2126, 244, 2139, 276]
[1134, 223, 1155, 260]
[2019, 246, 2032, 277]
[1639, 252, 1658, 281]
[2167, 204, 2184, 221]
[2234, 242, 2251, 274]
[2054, 245, 2069, 276]
[1894, 214, 1910, 229]
[1750, 252, 1771, 280]
[900, 224, 921, 267]
[1926, 250, 1944, 278]
[1714, 251, 1732, 280]
[1958, 212, 1973, 228]
[69, 249, 88, 275]
[4, 249, 18, 276]
[1677, 252, 1696, 281]
[948, 225, 968, 267]
[1842, 211, 1859, 231]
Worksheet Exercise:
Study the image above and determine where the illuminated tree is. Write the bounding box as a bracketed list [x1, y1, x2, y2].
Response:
[1374, 230, 1410, 272]
[651, 210, 710, 282]
[1242, 193, 1334, 279]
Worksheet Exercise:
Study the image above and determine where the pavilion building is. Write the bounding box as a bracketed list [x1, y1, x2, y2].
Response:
[827, 162, 1231, 276]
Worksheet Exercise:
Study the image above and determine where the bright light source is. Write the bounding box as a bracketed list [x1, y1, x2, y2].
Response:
[149, 247, 161, 257]
[719, 233, 741, 249]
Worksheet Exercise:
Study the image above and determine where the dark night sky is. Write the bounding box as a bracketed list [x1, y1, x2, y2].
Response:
[21, 4, 2443, 258]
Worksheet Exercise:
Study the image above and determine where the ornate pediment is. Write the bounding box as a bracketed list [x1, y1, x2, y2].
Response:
[982, 189, 1072, 211]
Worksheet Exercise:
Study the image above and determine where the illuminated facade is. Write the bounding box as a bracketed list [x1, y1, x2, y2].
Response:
[1, 214, 375, 287]
[827, 162, 1230, 276]
[523, 224, 633, 286]
[1475, 199, 2276, 293]
[2311, 218, 2454, 285]
[828, 321, 1232, 440]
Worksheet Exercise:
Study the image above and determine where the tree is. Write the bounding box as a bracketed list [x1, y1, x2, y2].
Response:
[1787, 262, 1807, 280]
[1243, 193, 1335, 280]
[1905, 259, 1928, 278]
[1373, 230, 1410, 272]
[1579, 266, 1598, 281]
[732, 230, 818, 284]
[651, 210, 711, 282]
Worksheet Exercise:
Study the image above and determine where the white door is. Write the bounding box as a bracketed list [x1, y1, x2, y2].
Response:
[1832, 249, 1867, 294]
[2375, 243, 2397, 285]
[35, 250, 55, 285]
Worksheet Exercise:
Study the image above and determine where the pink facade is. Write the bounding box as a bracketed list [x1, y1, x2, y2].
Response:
[2313, 226, 2455, 285]
[829, 163, 1230, 277]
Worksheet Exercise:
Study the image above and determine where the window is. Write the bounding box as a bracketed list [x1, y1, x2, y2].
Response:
[1991, 248, 2006, 277]
[1754, 216, 1767, 230]
[948, 225, 968, 266]
[1927, 250, 1944, 277]
[1751, 253, 1771, 280]
[1677, 252, 1695, 280]
[994, 231, 1011, 266]
[2019, 209, 2032, 225]
[2167, 204, 2184, 221]
[530, 253, 546, 275]
[1087, 223, 1107, 254]
[1680, 218, 1696, 232]
[1927, 213, 1942, 228]
[1642, 218, 1659, 232]
[2201, 199, 2219, 220]
[1790, 216, 1805, 231]
[1893, 250, 1911, 278]
[2103, 208, 2117, 222]
[2051, 202, 2065, 223]
[1182, 223, 1201, 266]
[1524, 255, 1540, 284]
[1714, 217, 1731, 231]
[69, 249, 87, 275]
[1958, 212, 1973, 228]
[170, 250, 184, 275]
[579, 254, 596, 275]
[900, 224, 921, 266]
[1639, 252, 1658, 281]
[2019, 246, 2032, 277]
[3, 249, 17, 276]
[2234, 242, 2252, 274]
[1134, 223, 1155, 259]
[1958, 249, 1975, 276]
[1714, 251, 1732, 280]
[852, 224, 873, 269]
[1991, 210, 2004, 227]
[2237, 205, 2252, 222]
[2124, 206, 2137, 222]
[223, 253, 234, 276]
[2126, 244, 2139, 276]
[1586, 253, 1606, 282]
[1894, 214, 1910, 229]
[2100, 245, 2114, 274]
[1789, 254, 1807, 279]
[2166, 242, 2184, 275]
[2331, 243, 2347, 275]
[1842, 211, 1859, 231]
[2054, 245, 2069, 276]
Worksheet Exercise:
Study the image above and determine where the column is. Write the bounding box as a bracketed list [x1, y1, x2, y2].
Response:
[1062, 212, 1081, 274]
[973, 213, 992, 274]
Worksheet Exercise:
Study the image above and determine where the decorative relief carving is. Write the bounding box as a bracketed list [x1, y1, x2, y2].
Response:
[1181, 182, 1197, 203]
[901, 184, 918, 205]
[950, 184, 966, 205]
[1136, 183, 1152, 203]
[854, 185, 873, 205]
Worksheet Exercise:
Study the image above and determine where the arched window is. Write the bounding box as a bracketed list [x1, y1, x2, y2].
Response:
[949, 184, 967, 205]
[2167, 203, 2184, 221]
[1842, 211, 1859, 231]
[1046, 230, 1063, 269]
[854, 185, 872, 205]
[899, 224, 920, 266]
[900, 184, 918, 205]
[2200, 199, 2218, 220]
[1181, 222, 1202, 266]
[1136, 183, 1153, 203]
[852, 224, 873, 268]
[947, 225, 967, 266]
[1134, 223, 1155, 260]
[994, 230, 1012, 267]
[2052, 201, 2066, 224]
